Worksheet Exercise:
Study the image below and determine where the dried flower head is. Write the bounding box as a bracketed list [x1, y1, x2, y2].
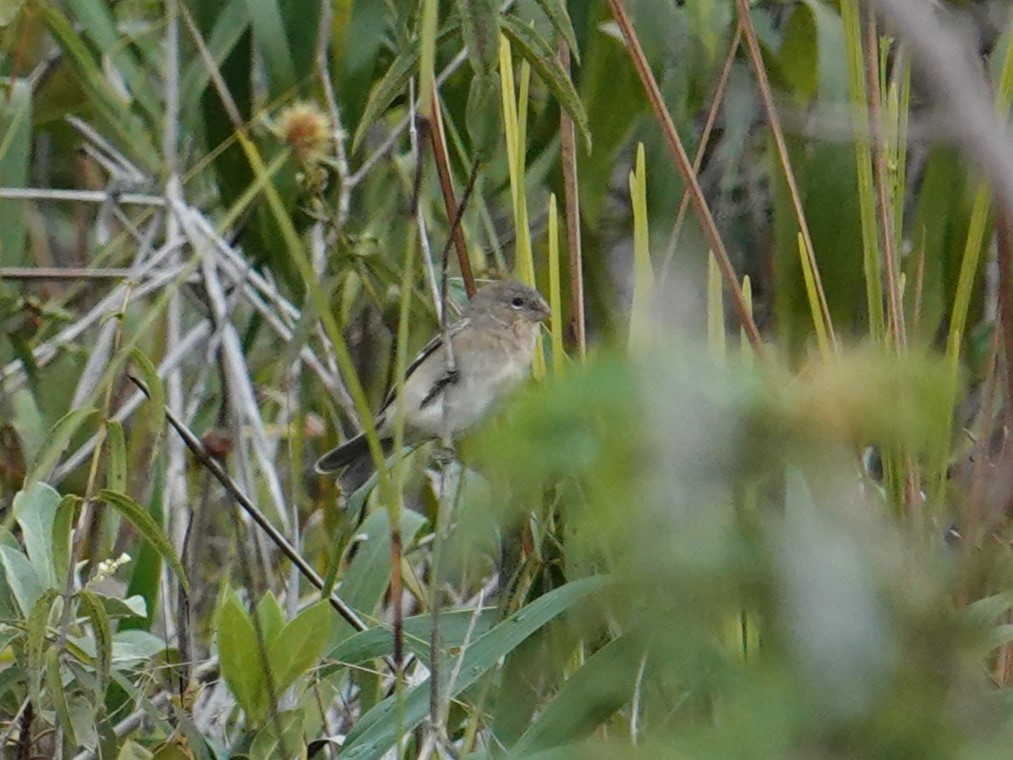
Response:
[274, 101, 332, 164]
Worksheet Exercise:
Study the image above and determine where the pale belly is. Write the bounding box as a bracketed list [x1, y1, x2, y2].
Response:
[408, 353, 529, 439]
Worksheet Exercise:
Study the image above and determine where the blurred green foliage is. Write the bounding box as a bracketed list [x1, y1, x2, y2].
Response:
[1, 0, 1013, 758]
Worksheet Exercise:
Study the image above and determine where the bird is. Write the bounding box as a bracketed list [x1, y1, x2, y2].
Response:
[315, 279, 550, 473]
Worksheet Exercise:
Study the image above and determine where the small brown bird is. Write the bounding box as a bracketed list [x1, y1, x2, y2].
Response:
[316, 279, 550, 473]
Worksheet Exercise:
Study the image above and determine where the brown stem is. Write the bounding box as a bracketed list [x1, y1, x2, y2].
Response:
[660, 24, 743, 282]
[605, 0, 763, 353]
[999, 211, 1013, 429]
[429, 91, 477, 299]
[736, 0, 836, 351]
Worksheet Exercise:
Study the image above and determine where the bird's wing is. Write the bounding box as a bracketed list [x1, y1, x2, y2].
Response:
[378, 317, 470, 416]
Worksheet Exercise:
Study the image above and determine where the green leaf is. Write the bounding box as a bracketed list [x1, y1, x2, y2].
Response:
[38, 4, 157, 171]
[965, 593, 1013, 627]
[249, 709, 304, 760]
[329, 509, 426, 645]
[684, 0, 733, 69]
[52, 495, 80, 586]
[111, 630, 166, 665]
[24, 406, 97, 486]
[0, 544, 44, 615]
[327, 608, 496, 667]
[507, 635, 642, 757]
[218, 587, 267, 723]
[340, 575, 611, 760]
[96, 490, 189, 593]
[79, 590, 113, 697]
[9, 389, 44, 465]
[0, 77, 30, 267]
[117, 740, 154, 760]
[46, 645, 76, 746]
[457, 0, 500, 77]
[277, 0, 323, 84]
[500, 15, 591, 152]
[26, 588, 60, 705]
[105, 420, 127, 494]
[244, 0, 296, 93]
[63, 0, 161, 120]
[267, 600, 330, 693]
[120, 463, 164, 634]
[467, 72, 500, 162]
[530, 0, 579, 62]
[13, 482, 60, 588]
[130, 348, 167, 468]
[95, 592, 147, 620]
[351, 47, 417, 152]
[256, 591, 286, 649]
[778, 3, 818, 103]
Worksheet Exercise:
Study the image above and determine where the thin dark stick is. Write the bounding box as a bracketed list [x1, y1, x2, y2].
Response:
[659, 25, 742, 283]
[558, 39, 585, 355]
[997, 211, 1013, 429]
[438, 160, 481, 312]
[736, 0, 836, 351]
[126, 375, 377, 638]
[429, 92, 477, 299]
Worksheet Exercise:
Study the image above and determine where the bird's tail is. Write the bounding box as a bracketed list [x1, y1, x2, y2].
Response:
[314, 434, 388, 473]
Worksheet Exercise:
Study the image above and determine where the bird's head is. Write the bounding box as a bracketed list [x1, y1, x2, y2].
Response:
[468, 279, 551, 324]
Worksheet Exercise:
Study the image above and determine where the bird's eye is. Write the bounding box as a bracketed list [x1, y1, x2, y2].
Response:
[511, 296, 525, 307]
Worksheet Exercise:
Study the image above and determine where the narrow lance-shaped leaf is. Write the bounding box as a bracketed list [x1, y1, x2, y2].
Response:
[97, 490, 189, 592]
[500, 15, 591, 152]
[507, 635, 643, 757]
[105, 420, 127, 494]
[467, 72, 500, 162]
[0, 77, 30, 268]
[80, 590, 113, 698]
[340, 575, 611, 760]
[256, 591, 286, 650]
[179, 0, 251, 109]
[352, 48, 418, 151]
[24, 406, 97, 486]
[457, 0, 500, 77]
[249, 711, 304, 760]
[244, 0, 297, 93]
[26, 589, 61, 706]
[38, 4, 157, 170]
[46, 645, 76, 746]
[628, 144, 653, 353]
[52, 495, 80, 584]
[531, 0, 580, 62]
[64, 0, 162, 120]
[329, 509, 426, 645]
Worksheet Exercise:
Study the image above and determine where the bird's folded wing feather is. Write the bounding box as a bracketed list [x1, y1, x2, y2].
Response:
[378, 317, 470, 416]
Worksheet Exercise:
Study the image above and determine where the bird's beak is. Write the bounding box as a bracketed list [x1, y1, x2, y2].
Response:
[536, 296, 551, 321]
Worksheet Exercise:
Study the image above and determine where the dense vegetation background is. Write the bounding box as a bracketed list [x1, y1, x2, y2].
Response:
[3, 0, 1013, 757]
